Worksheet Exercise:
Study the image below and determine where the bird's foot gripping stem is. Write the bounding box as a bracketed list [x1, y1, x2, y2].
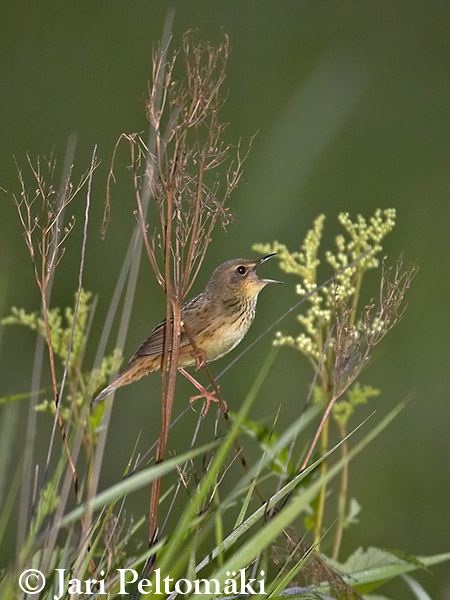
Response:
[179, 368, 227, 416]
[190, 347, 207, 370]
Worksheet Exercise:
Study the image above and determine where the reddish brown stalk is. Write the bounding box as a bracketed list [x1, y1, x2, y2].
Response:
[301, 256, 417, 472]
[106, 32, 250, 548]
[40, 281, 79, 495]
[107, 133, 166, 289]
[300, 377, 360, 472]
[131, 137, 165, 290]
[149, 185, 180, 540]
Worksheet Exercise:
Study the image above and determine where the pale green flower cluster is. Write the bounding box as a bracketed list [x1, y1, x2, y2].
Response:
[2, 289, 94, 369]
[35, 349, 122, 419]
[332, 382, 380, 425]
[254, 215, 328, 364]
[253, 209, 396, 368]
[2, 289, 122, 415]
[326, 208, 396, 299]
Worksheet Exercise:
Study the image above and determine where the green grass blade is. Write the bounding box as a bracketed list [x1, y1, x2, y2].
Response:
[195, 411, 374, 574]
[58, 440, 218, 528]
[402, 574, 432, 600]
[157, 348, 278, 576]
[0, 458, 23, 550]
[191, 402, 405, 599]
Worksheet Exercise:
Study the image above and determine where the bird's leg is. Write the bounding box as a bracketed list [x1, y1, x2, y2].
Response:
[178, 368, 227, 416]
[189, 347, 207, 370]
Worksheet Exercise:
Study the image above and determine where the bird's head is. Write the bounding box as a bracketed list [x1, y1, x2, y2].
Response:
[207, 254, 282, 300]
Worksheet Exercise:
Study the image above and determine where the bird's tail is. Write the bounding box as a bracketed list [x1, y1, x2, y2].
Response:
[91, 357, 156, 407]
[91, 381, 119, 406]
[91, 369, 131, 406]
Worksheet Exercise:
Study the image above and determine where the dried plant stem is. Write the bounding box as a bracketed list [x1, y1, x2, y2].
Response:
[149, 186, 181, 540]
[300, 348, 369, 473]
[44, 146, 97, 494]
[101, 19, 176, 551]
[14, 140, 79, 554]
[41, 285, 79, 495]
[12, 149, 98, 502]
[115, 133, 164, 287]
[42, 148, 98, 581]
[181, 158, 204, 295]
[101, 32, 248, 543]
[301, 256, 416, 545]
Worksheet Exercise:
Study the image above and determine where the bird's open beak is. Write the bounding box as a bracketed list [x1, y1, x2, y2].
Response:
[257, 253, 277, 265]
[255, 253, 283, 285]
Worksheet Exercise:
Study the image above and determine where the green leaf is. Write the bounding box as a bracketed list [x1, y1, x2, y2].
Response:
[326, 548, 450, 594]
[343, 497, 362, 528]
[236, 415, 295, 475]
[333, 384, 380, 426]
[0, 388, 51, 404]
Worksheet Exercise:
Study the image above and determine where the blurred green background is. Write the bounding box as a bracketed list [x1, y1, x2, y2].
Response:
[1, 1, 449, 597]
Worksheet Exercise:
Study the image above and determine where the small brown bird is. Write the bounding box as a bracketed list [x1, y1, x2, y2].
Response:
[92, 254, 280, 411]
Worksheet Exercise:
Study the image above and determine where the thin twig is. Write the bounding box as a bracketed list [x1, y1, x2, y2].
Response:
[43, 146, 97, 484]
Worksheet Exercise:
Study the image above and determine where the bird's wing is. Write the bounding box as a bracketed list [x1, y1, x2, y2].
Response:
[129, 317, 181, 359]
[128, 295, 206, 361]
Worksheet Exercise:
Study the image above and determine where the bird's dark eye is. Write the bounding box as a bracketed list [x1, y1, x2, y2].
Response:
[237, 265, 247, 275]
